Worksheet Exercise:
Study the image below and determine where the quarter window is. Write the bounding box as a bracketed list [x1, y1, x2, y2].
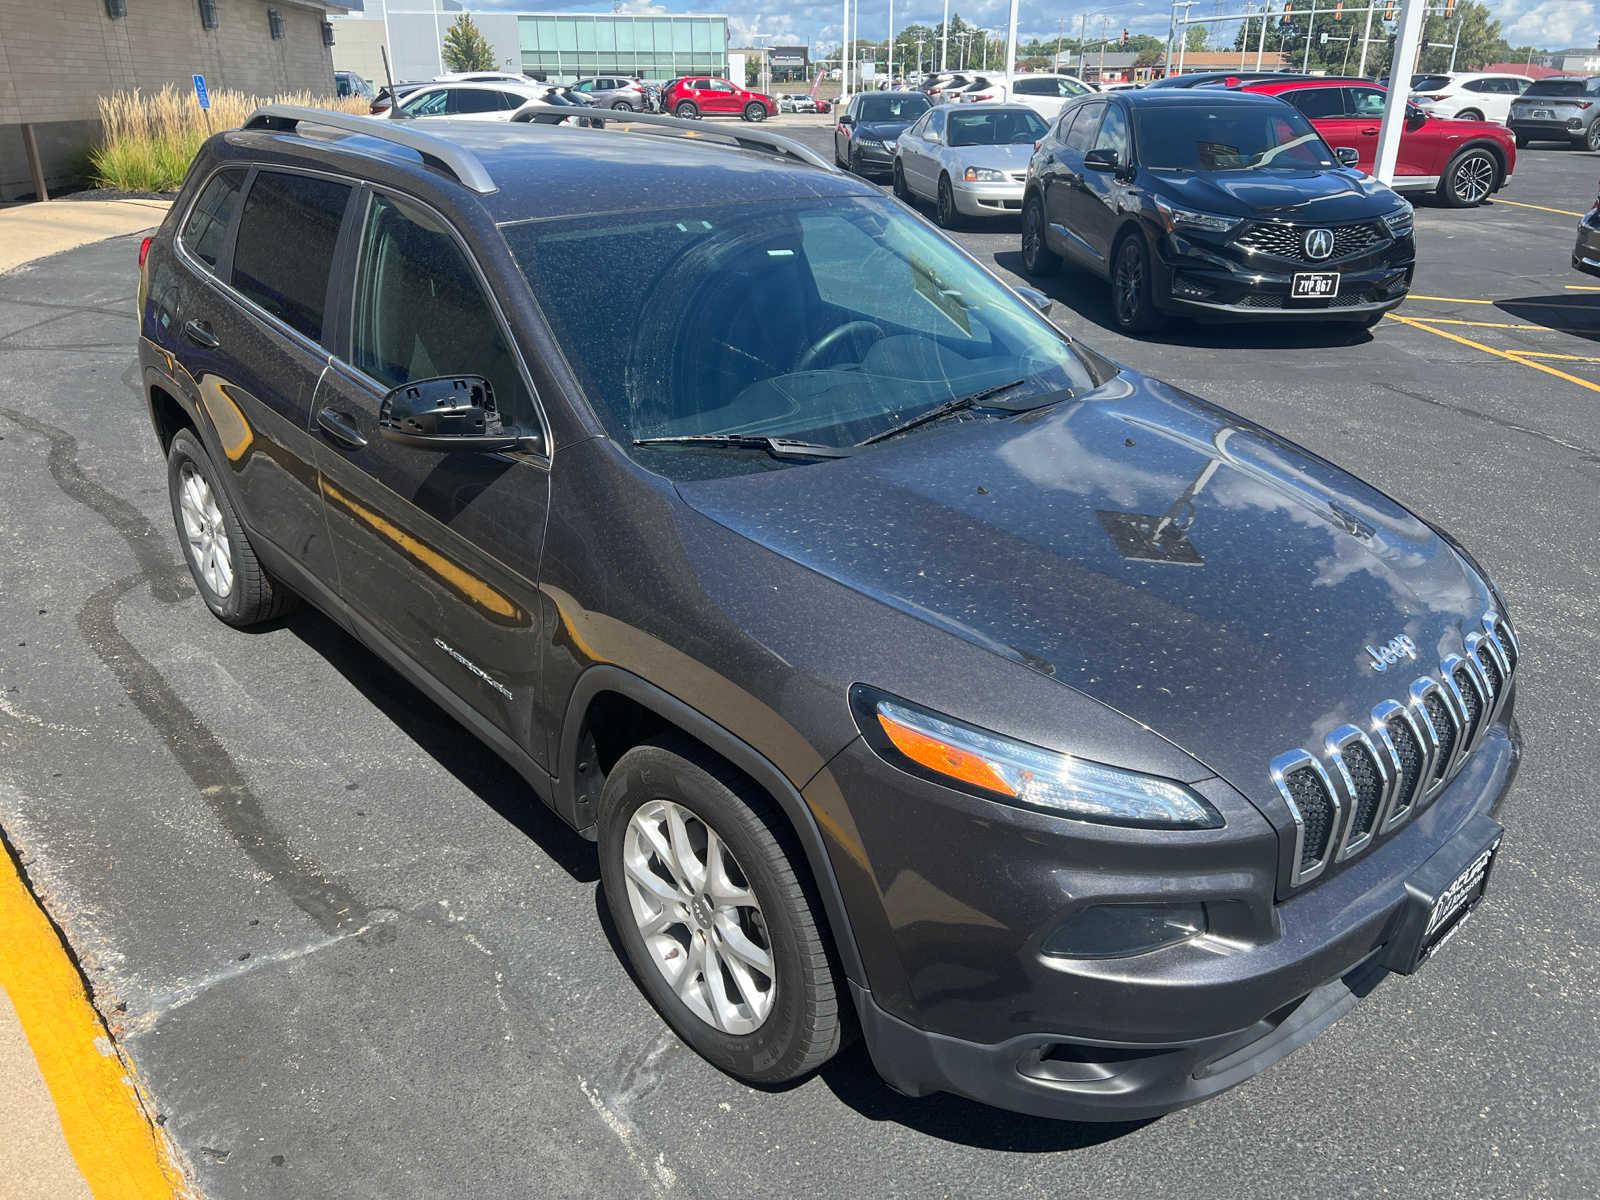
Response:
[231, 171, 350, 342]
[1284, 87, 1344, 119]
[179, 167, 246, 270]
[350, 194, 529, 428]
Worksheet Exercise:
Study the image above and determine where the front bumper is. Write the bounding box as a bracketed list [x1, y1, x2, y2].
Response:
[1572, 209, 1600, 278]
[1151, 229, 1414, 323]
[951, 178, 1025, 217]
[848, 142, 898, 174]
[825, 713, 1518, 1121]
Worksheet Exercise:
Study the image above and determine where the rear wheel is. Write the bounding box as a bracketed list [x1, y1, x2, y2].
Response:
[1111, 233, 1162, 334]
[674, 100, 698, 119]
[935, 174, 962, 229]
[1021, 193, 1060, 277]
[743, 102, 767, 122]
[1439, 147, 1498, 207]
[166, 429, 296, 627]
[597, 736, 843, 1085]
[611, 100, 631, 110]
[1455, 108, 1483, 122]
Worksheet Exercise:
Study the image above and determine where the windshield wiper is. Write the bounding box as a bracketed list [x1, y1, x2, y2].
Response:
[632, 434, 852, 460]
[856, 378, 1029, 446]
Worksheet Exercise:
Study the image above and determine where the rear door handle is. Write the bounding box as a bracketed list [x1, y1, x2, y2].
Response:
[316, 408, 368, 449]
[1360, 128, 1379, 135]
[182, 318, 220, 349]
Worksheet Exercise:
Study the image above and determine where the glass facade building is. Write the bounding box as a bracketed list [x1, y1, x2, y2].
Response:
[518, 13, 728, 81]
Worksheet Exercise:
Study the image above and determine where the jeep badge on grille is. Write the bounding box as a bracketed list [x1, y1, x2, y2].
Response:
[1366, 633, 1419, 672]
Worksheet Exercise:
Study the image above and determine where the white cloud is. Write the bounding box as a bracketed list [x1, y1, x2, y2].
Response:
[1493, 0, 1593, 48]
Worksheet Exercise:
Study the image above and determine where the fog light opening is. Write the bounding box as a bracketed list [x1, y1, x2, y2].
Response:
[1042, 903, 1207, 959]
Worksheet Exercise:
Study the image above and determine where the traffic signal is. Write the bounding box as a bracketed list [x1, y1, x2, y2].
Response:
[1120, 26, 1128, 44]
[1444, 0, 1455, 12]
[1383, 0, 1394, 17]
[1333, 1, 1341, 17]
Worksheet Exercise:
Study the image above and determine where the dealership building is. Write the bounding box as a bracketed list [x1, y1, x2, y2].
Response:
[332, 1, 729, 84]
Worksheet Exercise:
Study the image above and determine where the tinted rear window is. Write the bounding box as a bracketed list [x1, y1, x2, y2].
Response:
[1524, 79, 1587, 97]
[231, 172, 350, 342]
[180, 168, 246, 270]
[1411, 75, 1451, 91]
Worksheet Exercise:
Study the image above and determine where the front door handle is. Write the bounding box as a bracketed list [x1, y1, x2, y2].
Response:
[1360, 127, 1379, 135]
[316, 408, 367, 449]
[182, 318, 220, 349]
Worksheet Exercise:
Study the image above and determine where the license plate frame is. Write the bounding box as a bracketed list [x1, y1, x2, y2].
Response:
[1382, 818, 1503, 975]
[1530, 108, 1553, 120]
[1290, 271, 1340, 300]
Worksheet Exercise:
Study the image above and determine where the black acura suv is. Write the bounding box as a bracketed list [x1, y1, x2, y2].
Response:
[136, 105, 1517, 1121]
[1022, 89, 1415, 332]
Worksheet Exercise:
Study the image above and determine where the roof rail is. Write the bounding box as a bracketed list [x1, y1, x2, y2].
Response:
[508, 105, 834, 171]
[240, 104, 498, 194]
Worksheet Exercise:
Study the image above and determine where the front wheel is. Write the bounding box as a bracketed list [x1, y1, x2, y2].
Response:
[935, 174, 962, 229]
[1587, 119, 1600, 152]
[1439, 147, 1498, 207]
[892, 159, 913, 201]
[597, 737, 843, 1085]
[673, 100, 698, 119]
[743, 102, 767, 122]
[1111, 233, 1163, 334]
[1021, 194, 1060, 276]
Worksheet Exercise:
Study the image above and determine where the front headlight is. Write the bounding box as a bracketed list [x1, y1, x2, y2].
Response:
[855, 136, 885, 150]
[963, 166, 1007, 182]
[852, 688, 1223, 829]
[1382, 203, 1414, 237]
[1153, 196, 1240, 235]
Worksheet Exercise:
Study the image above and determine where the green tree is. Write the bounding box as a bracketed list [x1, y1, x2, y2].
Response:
[1186, 24, 1207, 52]
[441, 14, 497, 73]
[1414, 2, 1511, 72]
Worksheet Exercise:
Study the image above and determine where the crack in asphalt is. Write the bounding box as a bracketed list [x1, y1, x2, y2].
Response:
[0, 406, 367, 935]
[1375, 381, 1600, 465]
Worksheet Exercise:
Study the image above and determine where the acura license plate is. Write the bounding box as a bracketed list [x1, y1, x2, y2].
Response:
[1290, 272, 1339, 299]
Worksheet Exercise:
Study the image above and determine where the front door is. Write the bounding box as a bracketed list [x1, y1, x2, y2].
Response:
[313, 190, 552, 757]
[704, 79, 740, 113]
[173, 167, 351, 585]
[1044, 101, 1103, 264]
[1073, 101, 1130, 265]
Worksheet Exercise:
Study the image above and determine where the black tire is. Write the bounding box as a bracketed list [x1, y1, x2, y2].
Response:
[1454, 108, 1483, 122]
[1438, 147, 1498, 207]
[892, 159, 913, 202]
[1514, 132, 1529, 148]
[1587, 120, 1600, 152]
[166, 428, 295, 627]
[1021, 193, 1060, 277]
[935, 174, 962, 229]
[743, 102, 766, 122]
[596, 736, 843, 1086]
[1110, 232, 1163, 334]
[611, 100, 631, 111]
[673, 100, 698, 119]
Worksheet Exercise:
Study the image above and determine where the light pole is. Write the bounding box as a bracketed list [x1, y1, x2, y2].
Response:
[887, 0, 894, 85]
[941, 0, 950, 71]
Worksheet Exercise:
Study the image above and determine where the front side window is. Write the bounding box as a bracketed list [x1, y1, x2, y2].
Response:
[1349, 87, 1387, 117]
[1284, 87, 1344, 119]
[1059, 78, 1090, 97]
[402, 88, 451, 115]
[231, 171, 349, 342]
[180, 167, 246, 270]
[1093, 103, 1130, 160]
[351, 194, 529, 428]
[1064, 102, 1104, 152]
[710, 79, 735, 92]
[501, 196, 1103, 473]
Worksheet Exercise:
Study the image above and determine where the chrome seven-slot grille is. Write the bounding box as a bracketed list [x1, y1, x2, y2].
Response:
[1236, 220, 1387, 264]
[1269, 613, 1518, 889]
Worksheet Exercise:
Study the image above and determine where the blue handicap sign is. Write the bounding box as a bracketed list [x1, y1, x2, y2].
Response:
[193, 74, 210, 110]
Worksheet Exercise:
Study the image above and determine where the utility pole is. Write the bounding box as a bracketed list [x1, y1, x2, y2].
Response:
[1176, 1, 1196, 73]
[1256, 1, 1269, 69]
[1447, 12, 1463, 72]
[1078, 13, 1088, 76]
[1056, 18, 1064, 72]
[1098, 15, 1109, 83]
[941, 0, 950, 71]
[1357, 1, 1375, 76]
[1303, 1, 1316, 71]
[1165, 0, 1179, 79]
[888, 0, 894, 84]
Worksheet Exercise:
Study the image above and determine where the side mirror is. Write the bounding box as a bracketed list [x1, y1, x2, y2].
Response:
[1406, 105, 1427, 127]
[1335, 145, 1359, 166]
[1014, 284, 1054, 317]
[926, 130, 942, 144]
[1084, 147, 1119, 171]
[378, 376, 537, 452]
[839, 114, 854, 126]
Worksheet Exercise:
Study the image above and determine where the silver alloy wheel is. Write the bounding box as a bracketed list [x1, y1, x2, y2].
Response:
[1453, 153, 1495, 203]
[622, 799, 776, 1034]
[177, 463, 234, 598]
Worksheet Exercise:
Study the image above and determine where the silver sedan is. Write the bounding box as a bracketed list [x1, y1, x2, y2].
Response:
[892, 103, 1049, 228]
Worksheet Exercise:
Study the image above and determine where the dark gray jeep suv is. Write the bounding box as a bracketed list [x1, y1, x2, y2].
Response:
[136, 105, 1520, 1120]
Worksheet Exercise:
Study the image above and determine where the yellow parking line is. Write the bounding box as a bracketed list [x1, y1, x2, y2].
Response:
[1404, 316, 1544, 329]
[1505, 349, 1600, 363]
[1407, 294, 1494, 303]
[1385, 312, 1600, 395]
[1490, 198, 1586, 218]
[1567, 285, 1600, 291]
[0, 847, 181, 1199]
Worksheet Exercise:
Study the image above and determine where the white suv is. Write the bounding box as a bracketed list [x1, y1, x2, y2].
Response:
[399, 81, 548, 120]
[958, 74, 1096, 119]
[1410, 72, 1532, 125]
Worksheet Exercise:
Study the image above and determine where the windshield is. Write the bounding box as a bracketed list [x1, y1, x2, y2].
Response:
[947, 108, 1048, 146]
[858, 94, 931, 122]
[500, 196, 1101, 471]
[1524, 79, 1590, 97]
[1136, 105, 1336, 170]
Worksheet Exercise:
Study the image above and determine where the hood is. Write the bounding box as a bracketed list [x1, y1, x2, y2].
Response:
[674, 371, 1497, 805]
[857, 119, 921, 140]
[1156, 168, 1400, 221]
[944, 141, 1034, 169]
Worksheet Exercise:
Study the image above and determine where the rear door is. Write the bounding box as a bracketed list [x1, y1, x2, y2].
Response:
[312, 190, 552, 755]
[169, 167, 350, 586]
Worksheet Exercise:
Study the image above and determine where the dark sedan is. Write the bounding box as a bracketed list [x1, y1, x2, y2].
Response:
[833, 91, 932, 177]
[1021, 89, 1415, 332]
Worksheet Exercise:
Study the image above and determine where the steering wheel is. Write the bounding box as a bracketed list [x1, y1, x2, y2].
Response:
[794, 321, 885, 373]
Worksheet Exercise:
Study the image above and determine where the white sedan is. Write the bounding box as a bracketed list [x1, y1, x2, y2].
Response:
[893, 103, 1048, 228]
[1410, 72, 1533, 124]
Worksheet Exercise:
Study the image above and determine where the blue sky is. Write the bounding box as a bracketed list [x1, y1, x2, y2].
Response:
[373, 0, 1587, 58]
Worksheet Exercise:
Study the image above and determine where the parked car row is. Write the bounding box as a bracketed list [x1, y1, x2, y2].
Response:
[368, 73, 780, 123]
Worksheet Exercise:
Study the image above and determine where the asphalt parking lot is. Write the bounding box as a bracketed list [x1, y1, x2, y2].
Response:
[2, 129, 1598, 1199]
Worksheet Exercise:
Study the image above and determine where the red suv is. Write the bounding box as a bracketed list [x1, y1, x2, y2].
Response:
[1240, 77, 1515, 207]
[661, 77, 776, 121]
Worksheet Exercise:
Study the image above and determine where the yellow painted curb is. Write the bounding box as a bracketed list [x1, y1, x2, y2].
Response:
[0, 846, 183, 1199]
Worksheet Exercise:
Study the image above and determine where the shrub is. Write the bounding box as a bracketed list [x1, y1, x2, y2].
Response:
[91, 86, 370, 192]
